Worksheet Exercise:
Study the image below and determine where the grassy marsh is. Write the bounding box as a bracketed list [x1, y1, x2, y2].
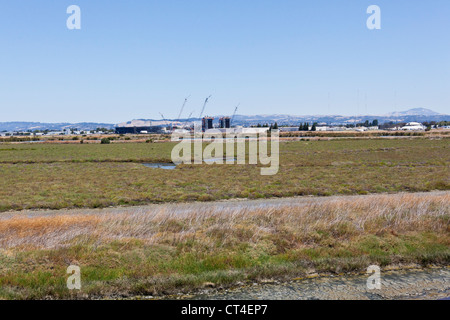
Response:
[0, 138, 448, 211]
[0, 192, 448, 299]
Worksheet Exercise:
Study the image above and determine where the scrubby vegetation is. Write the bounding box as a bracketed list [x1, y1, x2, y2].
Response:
[0, 192, 448, 299]
[0, 138, 448, 211]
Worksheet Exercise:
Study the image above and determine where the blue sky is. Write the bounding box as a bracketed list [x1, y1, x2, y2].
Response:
[0, 0, 449, 123]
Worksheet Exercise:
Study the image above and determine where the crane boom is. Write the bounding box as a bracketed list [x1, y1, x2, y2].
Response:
[176, 96, 190, 123]
[231, 103, 240, 126]
[199, 95, 212, 119]
[159, 113, 170, 128]
[183, 111, 194, 127]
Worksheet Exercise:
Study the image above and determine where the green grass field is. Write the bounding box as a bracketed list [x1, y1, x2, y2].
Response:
[0, 138, 448, 211]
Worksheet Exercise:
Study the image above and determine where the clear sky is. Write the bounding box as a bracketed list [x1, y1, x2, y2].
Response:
[0, 0, 449, 123]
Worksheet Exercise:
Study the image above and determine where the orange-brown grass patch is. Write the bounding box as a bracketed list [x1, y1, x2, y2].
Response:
[0, 215, 100, 249]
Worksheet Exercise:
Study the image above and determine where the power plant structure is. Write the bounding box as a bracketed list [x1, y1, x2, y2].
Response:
[115, 95, 241, 134]
[219, 117, 231, 129]
[202, 117, 214, 132]
[215, 104, 239, 130]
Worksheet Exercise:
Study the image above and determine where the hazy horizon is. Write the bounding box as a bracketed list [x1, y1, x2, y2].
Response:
[1, 107, 447, 126]
[1, 1, 449, 123]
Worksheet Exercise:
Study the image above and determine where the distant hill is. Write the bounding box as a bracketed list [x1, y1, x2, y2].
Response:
[384, 108, 442, 117]
[228, 108, 448, 126]
[0, 122, 115, 132]
[118, 108, 448, 127]
[116, 119, 172, 128]
[1, 108, 448, 131]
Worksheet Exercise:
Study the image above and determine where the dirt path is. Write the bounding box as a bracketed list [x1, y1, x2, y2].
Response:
[1, 191, 448, 219]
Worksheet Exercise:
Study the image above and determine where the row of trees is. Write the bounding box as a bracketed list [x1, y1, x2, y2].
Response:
[255, 122, 318, 131]
[255, 119, 380, 131]
[299, 122, 317, 131]
[251, 119, 450, 131]
[423, 121, 449, 127]
[345, 120, 379, 128]
[254, 123, 280, 130]
[360, 120, 378, 127]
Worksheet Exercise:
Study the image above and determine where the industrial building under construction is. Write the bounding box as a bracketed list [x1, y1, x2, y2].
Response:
[115, 96, 239, 134]
[219, 117, 231, 129]
[115, 125, 165, 134]
[202, 117, 214, 132]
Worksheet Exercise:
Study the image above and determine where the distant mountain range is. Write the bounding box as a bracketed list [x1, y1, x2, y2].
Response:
[1, 108, 448, 131]
[384, 108, 442, 117]
[229, 108, 448, 126]
[0, 122, 115, 132]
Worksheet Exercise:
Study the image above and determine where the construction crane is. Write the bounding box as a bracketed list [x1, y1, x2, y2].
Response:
[176, 96, 190, 124]
[185, 111, 194, 122]
[159, 112, 170, 130]
[182, 111, 194, 124]
[183, 111, 194, 129]
[199, 95, 212, 119]
[231, 103, 240, 126]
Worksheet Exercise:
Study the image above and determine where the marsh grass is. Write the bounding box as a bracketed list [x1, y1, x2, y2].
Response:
[0, 138, 448, 211]
[0, 192, 448, 299]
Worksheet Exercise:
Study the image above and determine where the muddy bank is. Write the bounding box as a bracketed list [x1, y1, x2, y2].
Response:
[169, 266, 450, 300]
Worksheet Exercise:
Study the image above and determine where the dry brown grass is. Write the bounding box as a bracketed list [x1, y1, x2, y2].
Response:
[0, 215, 100, 249]
[0, 192, 448, 299]
[2, 192, 448, 251]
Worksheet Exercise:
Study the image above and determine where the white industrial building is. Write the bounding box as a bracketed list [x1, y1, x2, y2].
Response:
[401, 122, 425, 131]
